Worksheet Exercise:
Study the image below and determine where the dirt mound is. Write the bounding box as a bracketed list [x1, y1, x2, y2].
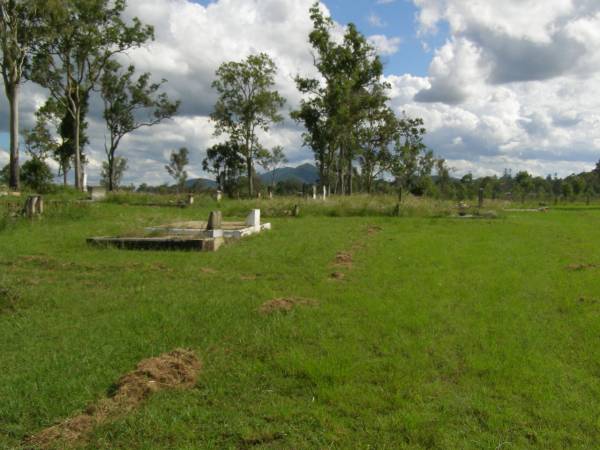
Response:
[259, 297, 317, 314]
[28, 349, 201, 449]
[367, 225, 382, 235]
[330, 271, 345, 280]
[240, 274, 258, 281]
[567, 263, 597, 271]
[0, 285, 19, 314]
[334, 252, 353, 267]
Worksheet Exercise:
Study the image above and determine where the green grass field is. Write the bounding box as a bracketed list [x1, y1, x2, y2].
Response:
[1, 197, 599, 449]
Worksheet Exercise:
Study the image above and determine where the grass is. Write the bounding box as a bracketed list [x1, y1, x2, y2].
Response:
[0, 196, 599, 448]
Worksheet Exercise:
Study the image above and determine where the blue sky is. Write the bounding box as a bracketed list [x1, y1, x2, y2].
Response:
[324, 0, 447, 77]
[3, 0, 599, 183]
[191, 0, 448, 77]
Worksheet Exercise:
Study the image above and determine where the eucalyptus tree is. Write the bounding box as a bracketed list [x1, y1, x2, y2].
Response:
[294, 3, 389, 195]
[258, 145, 287, 189]
[31, 0, 153, 190]
[0, 0, 43, 190]
[202, 141, 245, 194]
[293, 3, 343, 192]
[100, 60, 179, 191]
[356, 83, 397, 193]
[165, 147, 189, 193]
[211, 53, 285, 197]
[100, 156, 127, 190]
[391, 114, 432, 194]
[28, 95, 89, 186]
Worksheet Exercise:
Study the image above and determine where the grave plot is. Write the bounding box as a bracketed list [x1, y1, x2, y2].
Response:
[87, 209, 271, 252]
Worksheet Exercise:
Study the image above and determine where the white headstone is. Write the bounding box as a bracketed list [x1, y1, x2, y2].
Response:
[245, 209, 261, 230]
[82, 169, 88, 191]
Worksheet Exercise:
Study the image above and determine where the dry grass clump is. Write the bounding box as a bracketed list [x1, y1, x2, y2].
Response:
[27, 349, 201, 449]
[259, 297, 318, 314]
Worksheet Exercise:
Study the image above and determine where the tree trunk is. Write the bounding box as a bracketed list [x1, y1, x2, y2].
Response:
[107, 153, 114, 191]
[246, 156, 254, 197]
[7, 83, 20, 191]
[62, 165, 68, 186]
[74, 106, 82, 190]
[348, 157, 353, 196]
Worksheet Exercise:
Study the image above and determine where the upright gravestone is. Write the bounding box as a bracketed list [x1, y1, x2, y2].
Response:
[245, 209, 261, 230]
[24, 195, 43, 218]
[215, 190, 223, 202]
[88, 186, 107, 201]
[207, 211, 222, 230]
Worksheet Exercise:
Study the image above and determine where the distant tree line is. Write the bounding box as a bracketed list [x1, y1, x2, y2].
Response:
[1, 1, 597, 200]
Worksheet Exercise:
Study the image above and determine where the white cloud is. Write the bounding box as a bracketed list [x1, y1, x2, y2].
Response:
[368, 13, 386, 28]
[368, 35, 402, 56]
[1, 0, 599, 185]
[389, 0, 600, 176]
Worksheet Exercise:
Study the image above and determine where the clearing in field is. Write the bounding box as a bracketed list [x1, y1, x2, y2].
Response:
[0, 197, 599, 449]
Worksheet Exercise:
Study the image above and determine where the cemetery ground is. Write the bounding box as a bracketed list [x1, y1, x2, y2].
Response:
[0, 194, 599, 449]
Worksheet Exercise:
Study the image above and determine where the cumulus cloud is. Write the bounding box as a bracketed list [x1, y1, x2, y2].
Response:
[0, 0, 324, 185]
[397, 0, 600, 176]
[368, 35, 402, 56]
[1, 0, 599, 185]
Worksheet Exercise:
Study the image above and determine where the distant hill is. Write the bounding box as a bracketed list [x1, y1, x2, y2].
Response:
[186, 163, 319, 189]
[260, 163, 319, 185]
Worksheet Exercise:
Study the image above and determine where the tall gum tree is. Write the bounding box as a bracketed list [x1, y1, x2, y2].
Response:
[211, 53, 285, 197]
[0, 0, 41, 190]
[100, 60, 179, 191]
[293, 3, 389, 195]
[32, 0, 153, 190]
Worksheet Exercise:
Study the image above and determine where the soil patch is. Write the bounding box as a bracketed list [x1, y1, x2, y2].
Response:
[567, 263, 597, 271]
[27, 349, 201, 449]
[240, 274, 258, 281]
[259, 297, 318, 314]
[334, 252, 353, 268]
[367, 225, 382, 235]
[330, 271, 345, 280]
[0, 285, 19, 314]
[239, 432, 285, 448]
[200, 267, 218, 274]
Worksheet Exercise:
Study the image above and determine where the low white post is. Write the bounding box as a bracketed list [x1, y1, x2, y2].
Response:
[245, 209, 261, 230]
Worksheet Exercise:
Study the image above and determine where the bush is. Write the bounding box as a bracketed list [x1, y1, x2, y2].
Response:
[21, 159, 54, 193]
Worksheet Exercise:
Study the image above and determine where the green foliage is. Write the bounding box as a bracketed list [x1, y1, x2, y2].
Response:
[20, 159, 53, 193]
[0, 0, 44, 190]
[258, 145, 288, 188]
[202, 141, 245, 196]
[100, 59, 179, 191]
[165, 147, 189, 193]
[0, 164, 8, 185]
[100, 156, 128, 190]
[211, 53, 285, 196]
[31, 0, 154, 189]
